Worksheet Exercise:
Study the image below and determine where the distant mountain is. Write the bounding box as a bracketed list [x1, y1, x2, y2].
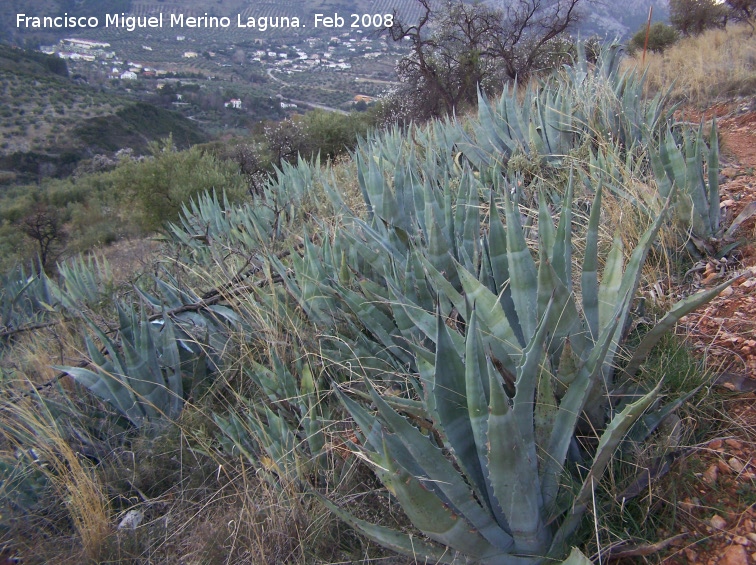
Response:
[1, 1, 132, 45]
[577, 0, 670, 39]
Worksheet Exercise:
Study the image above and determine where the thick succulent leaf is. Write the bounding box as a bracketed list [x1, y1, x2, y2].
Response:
[559, 547, 594, 565]
[457, 263, 522, 373]
[604, 187, 676, 373]
[426, 198, 459, 287]
[624, 388, 697, 447]
[379, 438, 504, 559]
[684, 129, 709, 238]
[707, 119, 720, 235]
[56, 366, 145, 426]
[724, 201, 756, 239]
[336, 284, 413, 366]
[459, 168, 480, 266]
[415, 254, 467, 324]
[464, 310, 509, 529]
[431, 312, 491, 507]
[534, 359, 558, 476]
[367, 382, 514, 551]
[540, 295, 628, 510]
[504, 190, 538, 341]
[538, 191, 556, 261]
[315, 495, 457, 564]
[512, 296, 556, 481]
[534, 259, 582, 357]
[551, 173, 573, 292]
[623, 276, 740, 379]
[552, 381, 662, 550]
[487, 357, 549, 554]
[488, 193, 523, 344]
[581, 181, 602, 339]
[597, 234, 623, 333]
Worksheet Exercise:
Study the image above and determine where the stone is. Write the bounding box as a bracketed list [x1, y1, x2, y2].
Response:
[729, 457, 746, 473]
[718, 459, 733, 474]
[684, 548, 698, 561]
[709, 439, 724, 450]
[724, 438, 742, 450]
[704, 464, 720, 485]
[722, 168, 738, 178]
[718, 544, 748, 565]
[710, 514, 728, 530]
[680, 497, 700, 512]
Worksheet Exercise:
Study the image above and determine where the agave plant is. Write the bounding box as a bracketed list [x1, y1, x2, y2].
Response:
[0, 265, 58, 351]
[214, 347, 333, 484]
[56, 305, 210, 428]
[651, 120, 756, 257]
[247, 124, 738, 562]
[455, 41, 674, 172]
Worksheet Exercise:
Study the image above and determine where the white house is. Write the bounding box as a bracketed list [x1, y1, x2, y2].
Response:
[224, 99, 242, 109]
[120, 71, 138, 80]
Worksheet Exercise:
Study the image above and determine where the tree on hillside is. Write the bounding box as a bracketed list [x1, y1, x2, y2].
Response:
[383, 0, 584, 120]
[669, 0, 728, 35]
[725, 0, 755, 20]
[20, 204, 66, 271]
[725, 0, 755, 31]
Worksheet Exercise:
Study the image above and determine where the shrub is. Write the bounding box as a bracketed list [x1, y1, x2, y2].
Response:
[113, 136, 247, 231]
[629, 22, 680, 55]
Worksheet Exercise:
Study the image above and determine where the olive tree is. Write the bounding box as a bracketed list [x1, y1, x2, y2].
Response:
[383, 0, 584, 119]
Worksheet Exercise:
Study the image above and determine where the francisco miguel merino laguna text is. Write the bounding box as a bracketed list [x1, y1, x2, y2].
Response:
[16, 13, 307, 31]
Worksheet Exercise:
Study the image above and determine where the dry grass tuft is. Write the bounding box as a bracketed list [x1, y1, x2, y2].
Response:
[628, 23, 756, 107]
[0, 396, 110, 562]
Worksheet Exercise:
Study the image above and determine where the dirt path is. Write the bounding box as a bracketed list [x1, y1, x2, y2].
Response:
[658, 101, 756, 565]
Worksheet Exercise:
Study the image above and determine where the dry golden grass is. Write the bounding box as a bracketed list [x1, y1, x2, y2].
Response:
[0, 396, 110, 562]
[628, 23, 756, 107]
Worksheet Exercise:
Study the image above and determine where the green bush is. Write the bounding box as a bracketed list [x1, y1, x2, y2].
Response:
[629, 22, 680, 55]
[113, 136, 248, 231]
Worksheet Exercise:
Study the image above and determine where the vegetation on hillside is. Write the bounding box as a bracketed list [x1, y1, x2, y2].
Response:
[0, 16, 755, 565]
[630, 22, 756, 105]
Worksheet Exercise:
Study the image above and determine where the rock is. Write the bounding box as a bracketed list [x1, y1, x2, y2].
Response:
[703, 272, 720, 285]
[718, 459, 733, 475]
[729, 457, 746, 473]
[684, 548, 698, 562]
[680, 497, 700, 512]
[746, 533, 756, 544]
[704, 464, 720, 485]
[117, 508, 144, 530]
[721, 286, 735, 297]
[732, 535, 750, 546]
[718, 544, 748, 565]
[709, 439, 724, 450]
[710, 514, 728, 530]
[722, 168, 738, 178]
